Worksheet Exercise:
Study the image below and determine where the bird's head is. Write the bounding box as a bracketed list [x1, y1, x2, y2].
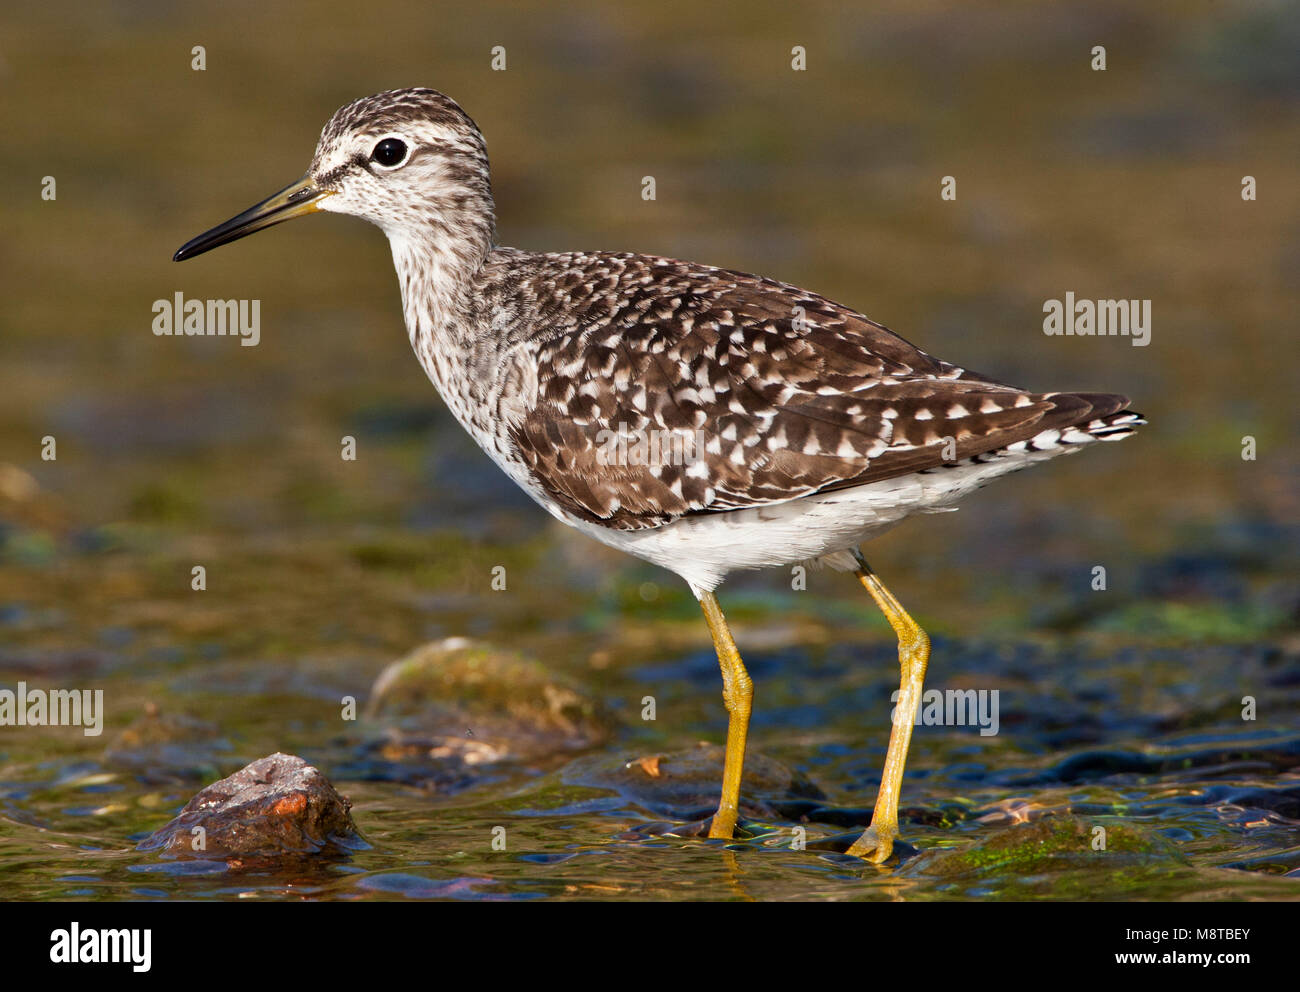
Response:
[174, 88, 495, 262]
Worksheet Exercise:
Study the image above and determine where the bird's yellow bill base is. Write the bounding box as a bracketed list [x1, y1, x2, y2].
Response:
[173, 174, 333, 262]
[846, 560, 930, 864]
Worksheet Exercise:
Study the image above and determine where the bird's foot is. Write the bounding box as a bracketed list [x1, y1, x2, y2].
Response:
[845, 824, 896, 864]
[707, 806, 738, 840]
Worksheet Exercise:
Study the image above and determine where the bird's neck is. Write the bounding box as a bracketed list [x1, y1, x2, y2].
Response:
[386, 206, 500, 432]
[387, 210, 494, 354]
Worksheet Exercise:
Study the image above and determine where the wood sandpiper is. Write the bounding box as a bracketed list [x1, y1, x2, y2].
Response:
[175, 88, 1145, 863]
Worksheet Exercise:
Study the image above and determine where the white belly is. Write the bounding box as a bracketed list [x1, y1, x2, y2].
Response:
[566, 437, 1083, 594]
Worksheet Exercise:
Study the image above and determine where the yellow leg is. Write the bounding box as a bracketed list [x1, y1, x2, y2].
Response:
[846, 552, 930, 863]
[698, 590, 753, 840]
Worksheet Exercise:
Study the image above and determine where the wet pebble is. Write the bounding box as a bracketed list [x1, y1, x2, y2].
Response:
[137, 753, 363, 861]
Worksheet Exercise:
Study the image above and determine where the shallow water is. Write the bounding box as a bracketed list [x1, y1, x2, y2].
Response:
[1, 554, 1296, 901]
[1, 0, 1298, 900]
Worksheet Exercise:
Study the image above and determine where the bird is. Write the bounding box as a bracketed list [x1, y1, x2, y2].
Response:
[174, 87, 1144, 863]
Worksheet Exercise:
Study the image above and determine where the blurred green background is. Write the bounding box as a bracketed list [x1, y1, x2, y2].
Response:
[0, 1, 1296, 900]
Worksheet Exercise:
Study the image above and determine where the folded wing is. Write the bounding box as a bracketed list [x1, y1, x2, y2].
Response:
[507, 253, 1132, 530]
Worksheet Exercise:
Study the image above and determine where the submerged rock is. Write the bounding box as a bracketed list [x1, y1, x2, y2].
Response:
[137, 753, 362, 861]
[564, 742, 825, 822]
[105, 703, 229, 783]
[366, 637, 613, 765]
[905, 816, 1179, 879]
[341, 735, 504, 796]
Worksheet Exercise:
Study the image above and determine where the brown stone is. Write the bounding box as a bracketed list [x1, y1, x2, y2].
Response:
[137, 752, 362, 860]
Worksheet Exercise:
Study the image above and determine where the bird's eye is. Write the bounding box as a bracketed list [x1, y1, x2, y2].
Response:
[370, 138, 410, 169]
